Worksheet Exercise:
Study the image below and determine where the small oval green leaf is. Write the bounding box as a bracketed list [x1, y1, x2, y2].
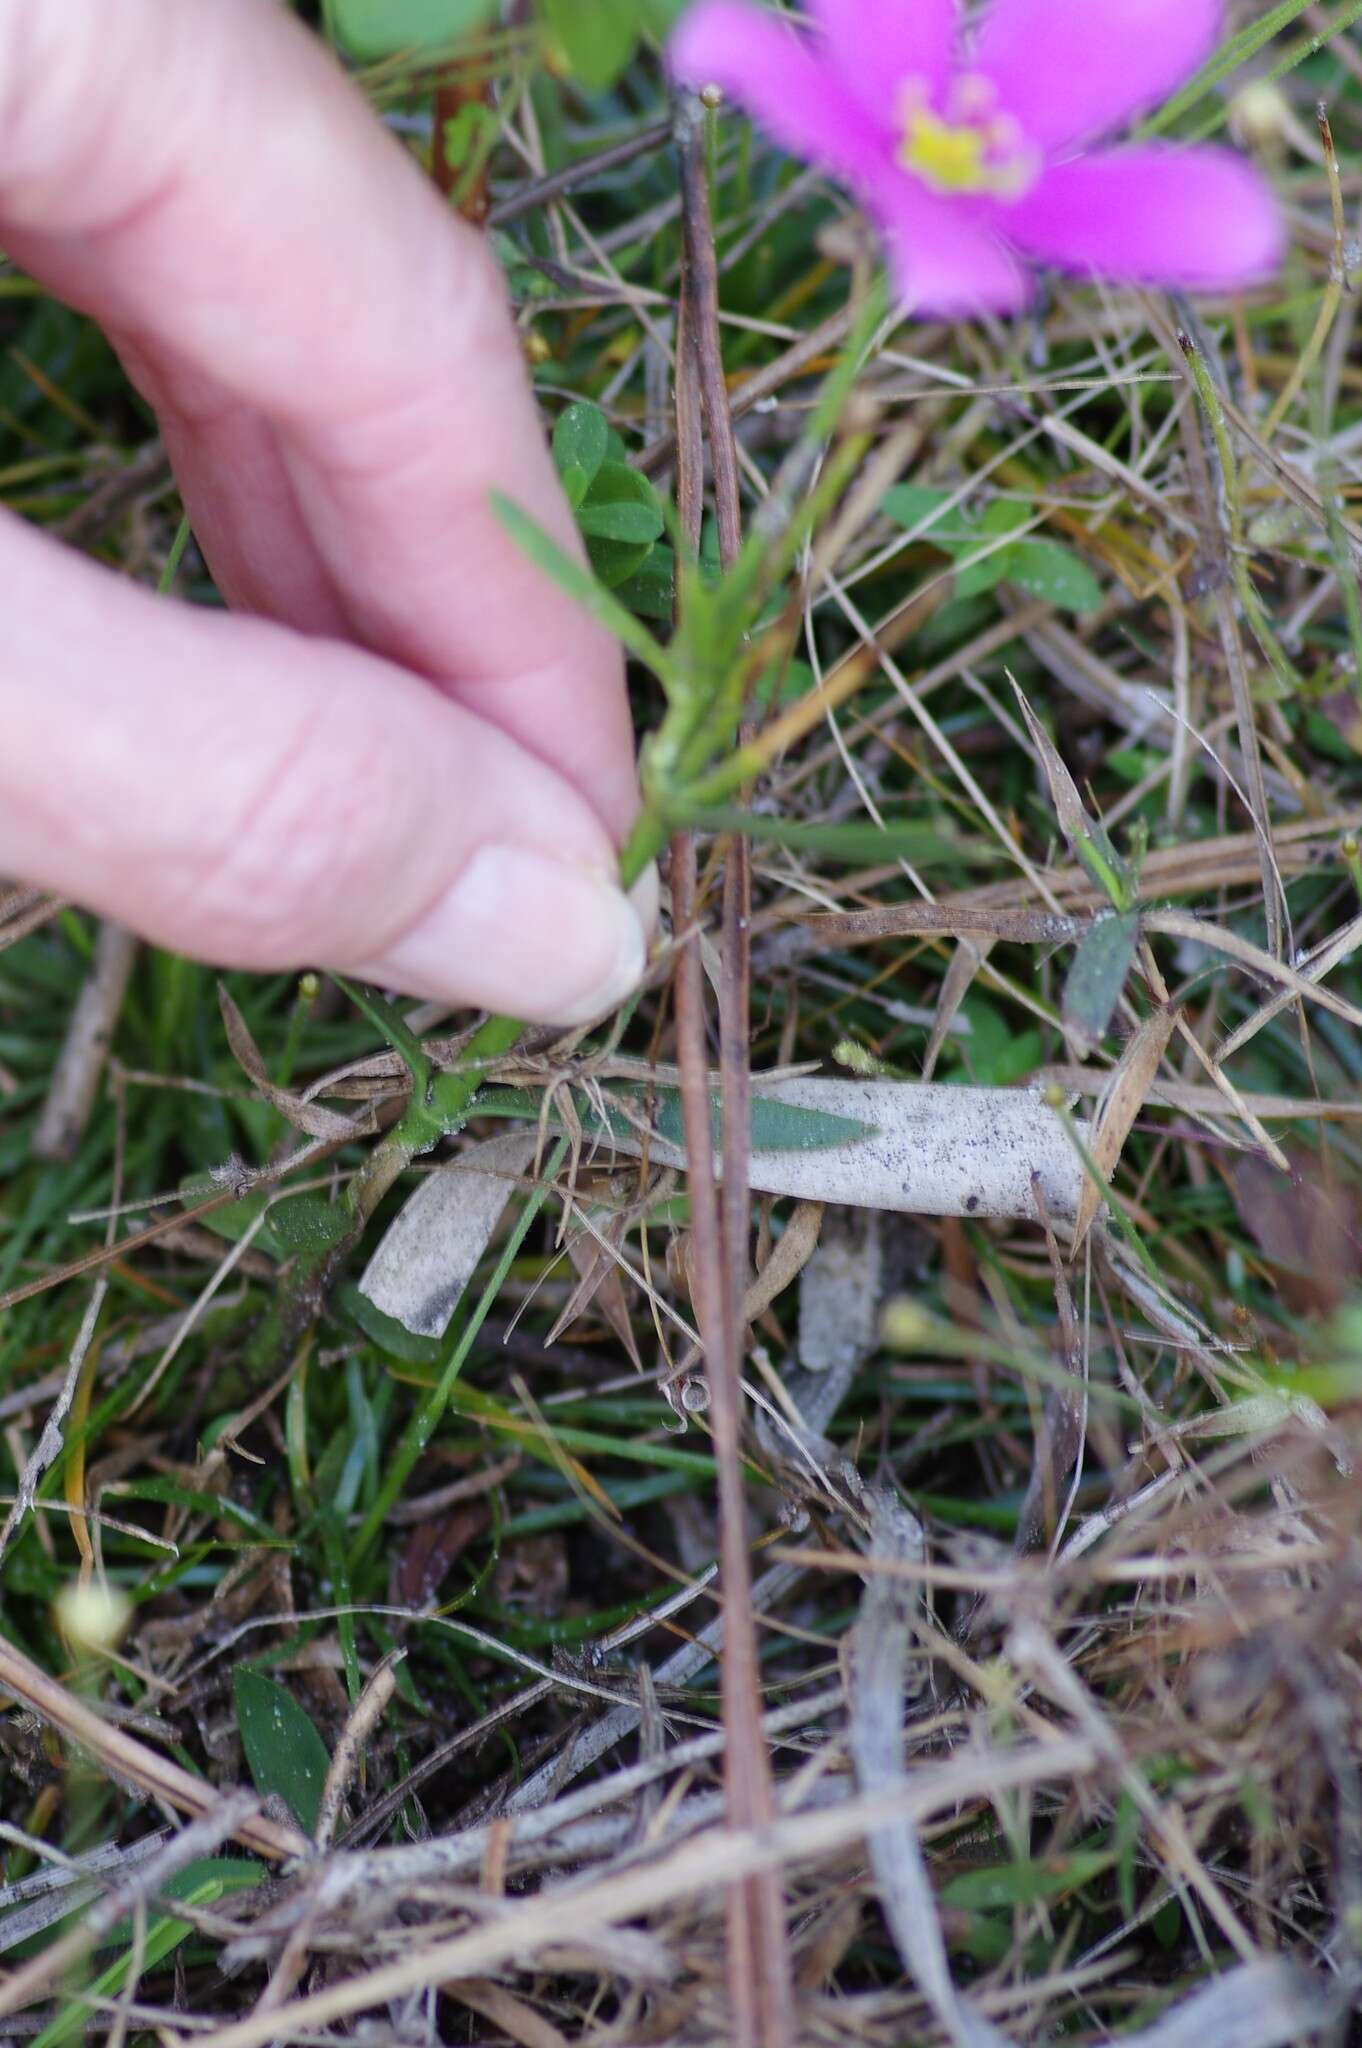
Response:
[553, 403, 609, 493]
[233, 1668, 331, 1834]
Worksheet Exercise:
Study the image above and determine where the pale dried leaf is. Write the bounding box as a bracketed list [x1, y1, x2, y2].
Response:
[357, 1132, 538, 1337]
[746, 1197, 824, 1325]
[850, 1488, 1009, 2048]
[1121, 1961, 1331, 2048]
[798, 1208, 883, 1374]
[1148, 909, 1362, 1032]
[594, 1077, 1086, 1221]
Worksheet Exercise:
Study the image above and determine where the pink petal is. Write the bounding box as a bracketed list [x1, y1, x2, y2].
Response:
[809, 0, 958, 128]
[870, 179, 1031, 316]
[1004, 145, 1284, 291]
[972, 0, 1224, 149]
[669, 1, 887, 186]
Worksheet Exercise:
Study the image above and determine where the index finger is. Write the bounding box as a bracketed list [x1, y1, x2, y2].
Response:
[0, 0, 637, 836]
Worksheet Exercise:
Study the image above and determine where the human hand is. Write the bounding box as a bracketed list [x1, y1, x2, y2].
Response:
[0, 0, 653, 1025]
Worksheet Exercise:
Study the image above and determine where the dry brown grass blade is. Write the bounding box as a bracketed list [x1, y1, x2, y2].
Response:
[1215, 905, 1362, 1065]
[1039, 1065, 1362, 1123]
[1145, 908, 1362, 1030]
[157, 1736, 1103, 2048]
[444, 1979, 572, 2048]
[0, 1792, 264, 2022]
[1072, 1003, 1181, 1250]
[31, 921, 138, 1162]
[848, 1489, 1008, 2048]
[314, 1649, 403, 1851]
[0, 888, 66, 953]
[1017, 1186, 1088, 1556]
[924, 934, 997, 1079]
[0, 1630, 306, 1871]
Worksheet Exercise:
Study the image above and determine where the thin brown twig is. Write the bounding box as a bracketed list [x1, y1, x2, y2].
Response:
[672, 87, 794, 2048]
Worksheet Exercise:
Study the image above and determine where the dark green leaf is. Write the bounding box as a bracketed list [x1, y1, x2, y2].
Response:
[233, 1669, 331, 1834]
[553, 403, 609, 494]
[882, 484, 975, 549]
[613, 543, 675, 620]
[478, 1084, 876, 1152]
[1002, 539, 1103, 613]
[324, 0, 495, 59]
[1062, 912, 1141, 1055]
[577, 498, 666, 544]
[941, 1850, 1113, 1912]
[539, 0, 641, 85]
[268, 1194, 351, 1256]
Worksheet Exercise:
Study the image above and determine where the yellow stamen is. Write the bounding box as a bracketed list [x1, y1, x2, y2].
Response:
[898, 107, 990, 193]
[897, 93, 1035, 200]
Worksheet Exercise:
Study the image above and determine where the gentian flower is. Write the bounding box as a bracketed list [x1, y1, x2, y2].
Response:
[669, 0, 1283, 315]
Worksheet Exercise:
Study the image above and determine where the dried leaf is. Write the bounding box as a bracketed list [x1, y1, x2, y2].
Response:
[1073, 1004, 1180, 1250]
[1011, 683, 1132, 908]
[218, 984, 358, 1142]
[358, 1132, 538, 1337]
[554, 1219, 643, 1370]
[746, 1198, 824, 1325]
[652, 1077, 1086, 1221]
[924, 936, 995, 1081]
[392, 1505, 488, 1609]
[1225, 1149, 1362, 1316]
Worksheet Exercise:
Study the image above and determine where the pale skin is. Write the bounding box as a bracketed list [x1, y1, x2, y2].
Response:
[0, 0, 654, 1026]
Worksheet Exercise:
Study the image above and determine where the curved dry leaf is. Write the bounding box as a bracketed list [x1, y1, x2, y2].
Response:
[218, 983, 360, 1142]
[1072, 1004, 1180, 1250]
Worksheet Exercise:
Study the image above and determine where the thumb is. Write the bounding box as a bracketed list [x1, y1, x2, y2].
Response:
[3, 519, 653, 1026]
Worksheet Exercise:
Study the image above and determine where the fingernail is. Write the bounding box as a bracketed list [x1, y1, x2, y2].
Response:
[378, 844, 648, 1025]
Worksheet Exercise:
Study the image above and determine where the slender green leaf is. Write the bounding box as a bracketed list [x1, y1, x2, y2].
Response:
[673, 803, 966, 866]
[331, 975, 430, 1104]
[1141, 0, 1323, 131]
[32, 1867, 262, 2048]
[477, 1083, 876, 1152]
[491, 491, 678, 681]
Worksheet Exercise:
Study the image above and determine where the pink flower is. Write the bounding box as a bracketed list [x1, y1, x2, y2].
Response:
[669, 0, 1283, 316]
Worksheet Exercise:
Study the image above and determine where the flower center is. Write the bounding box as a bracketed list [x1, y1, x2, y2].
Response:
[896, 75, 1037, 200]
